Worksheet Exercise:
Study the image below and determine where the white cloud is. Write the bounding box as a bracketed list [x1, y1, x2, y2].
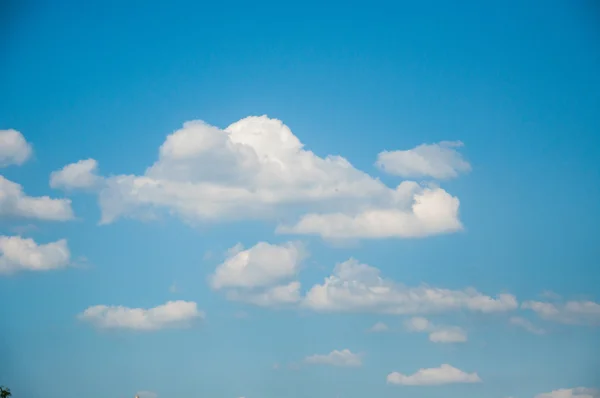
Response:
[305, 349, 362, 367]
[404, 316, 467, 343]
[376, 141, 471, 180]
[535, 388, 600, 398]
[509, 316, 546, 335]
[225, 281, 302, 307]
[210, 241, 305, 289]
[0, 129, 32, 167]
[210, 242, 304, 307]
[79, 300, 203, 330]
[302, 258, 517, 315]
[405, 317, 431, 332]
[428, 327, 467, 343]
[0, 176, 74, 221]
[50, 158, 101, 190]
[0, 235, 70, 274]
[54, 116, 465, 240]
[522, 300, 600, 326]
[387, 364, 481, 386]
[277, 186, 463, 239]
[369, 322, 389, 332]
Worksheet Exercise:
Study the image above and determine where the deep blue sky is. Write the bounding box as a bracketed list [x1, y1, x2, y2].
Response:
[1, 1, 599, 398]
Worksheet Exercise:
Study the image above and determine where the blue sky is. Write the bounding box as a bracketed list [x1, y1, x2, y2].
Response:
[1, 1, 599, 397]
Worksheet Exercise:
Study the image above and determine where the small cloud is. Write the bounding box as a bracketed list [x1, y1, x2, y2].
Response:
[509, 316, 546, 335]
[304, 349, 362, 367]
[50, 158, 101, 190]
[369, 322, 389, 332]
[0, 235, 71, 274]
[535, 387, 599, 398]
[79, 301, 204, 331]
[387, 364, 481, 386]
[376, 140, 471, 180]
[0, 129, 33, 167]
[404, 317, 467, 343]
[169, 282, 179, 293]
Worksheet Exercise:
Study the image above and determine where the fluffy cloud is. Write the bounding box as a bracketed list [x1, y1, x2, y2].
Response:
[428, 327, 468, 343]
[210, 242, 304, 307]
[522, 300, 600, 326]
[376, 141, 471, 179]
[405, 316, 431, 332]
[210, 241, 305, 289]
[50, 158, 101, 190]
[277, 186, 463, 239]
[369, 322, 389, 332]
[302, 258, 518, 314]
[535, 388, 600, 398]
[54, 116, 465, 240]
[0, 235, 70, 274]
[509, 316, 546, 335]
[79, 300, 203, 330]
[304, 349, 362, 367]
[0, 176, 74, 221]
[0, 129, 32, 167]
[387, 364, 481, 386]
[404, 316, 467, 343]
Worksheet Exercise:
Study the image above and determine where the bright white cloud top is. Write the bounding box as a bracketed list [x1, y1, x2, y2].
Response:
[51, 116, 465, 239]
[79, 300, 203, 330]
[210, 241, 305, 289]
[387, 364, 481, 386]
[0, 235, 71, 274]
[0, 129, 33, 167]
[376, 140, 471, 179]
[210, 242, 304, 307]
[304, 349, 362, 367]
[0, 176, 74, 221]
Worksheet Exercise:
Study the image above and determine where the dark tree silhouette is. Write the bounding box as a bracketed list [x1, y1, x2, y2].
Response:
[0, 386, 11, 398]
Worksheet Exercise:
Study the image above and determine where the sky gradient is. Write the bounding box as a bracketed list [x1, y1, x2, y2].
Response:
[1, 1, 600, 398]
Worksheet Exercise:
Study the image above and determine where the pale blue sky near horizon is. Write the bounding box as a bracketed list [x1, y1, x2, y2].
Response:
[1, 1, 599, 398]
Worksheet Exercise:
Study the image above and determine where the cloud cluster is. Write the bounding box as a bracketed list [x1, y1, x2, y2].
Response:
[0, 176, 74, 221]
[51, 116, 466, 239]
[79, 301, 203, 330]
[404, 316, 468, 343]
[523, 300, 600, 326]
[0, 129, 32, 167]
[0, 235, 71, 274]
[302, 258, 518, 314]
[387, 364, 481, 386]
[304, 349, 362, 367]
[376, 141, 471, 180]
